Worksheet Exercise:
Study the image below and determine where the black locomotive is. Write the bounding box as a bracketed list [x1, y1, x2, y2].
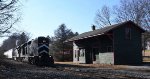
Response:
[13, 36, 54, 66]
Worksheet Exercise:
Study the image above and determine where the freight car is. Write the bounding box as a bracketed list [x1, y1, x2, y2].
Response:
[13, 36, 54, 66]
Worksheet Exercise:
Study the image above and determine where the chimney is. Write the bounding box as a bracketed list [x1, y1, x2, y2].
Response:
[92, 25, 96, 31]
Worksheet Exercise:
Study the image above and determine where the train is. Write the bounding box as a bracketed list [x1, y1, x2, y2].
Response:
[12, 36, 54, 66]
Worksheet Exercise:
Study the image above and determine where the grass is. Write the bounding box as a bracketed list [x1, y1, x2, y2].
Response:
[145, 50, 150, 52]
[143, 50, 150, 56]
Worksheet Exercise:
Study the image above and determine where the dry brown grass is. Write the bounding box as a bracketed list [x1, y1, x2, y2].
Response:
[143, 50, 150, 56]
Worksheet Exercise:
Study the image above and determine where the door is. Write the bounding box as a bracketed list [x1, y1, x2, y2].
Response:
[92, 48, 99, 62]
[85, 48, 93, 64]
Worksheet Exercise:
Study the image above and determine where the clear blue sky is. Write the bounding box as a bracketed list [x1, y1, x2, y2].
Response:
[20, 0, 119, 39]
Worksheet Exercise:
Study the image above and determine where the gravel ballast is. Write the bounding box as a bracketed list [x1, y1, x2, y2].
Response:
[0, 59, 150, 79]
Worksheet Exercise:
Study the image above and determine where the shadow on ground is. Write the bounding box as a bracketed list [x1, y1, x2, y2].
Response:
[54, 63, 90, 68]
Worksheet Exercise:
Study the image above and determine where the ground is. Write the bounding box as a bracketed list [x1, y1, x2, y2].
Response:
[0, 59, 150, 79]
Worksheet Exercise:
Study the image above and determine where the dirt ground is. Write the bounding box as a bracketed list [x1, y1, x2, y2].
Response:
[0, 59, 150, 79]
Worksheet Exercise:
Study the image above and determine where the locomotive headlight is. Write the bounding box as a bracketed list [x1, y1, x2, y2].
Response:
[43, 40, 46, 43]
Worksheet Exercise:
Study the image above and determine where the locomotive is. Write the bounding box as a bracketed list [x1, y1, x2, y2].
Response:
[13, 36, 54, 66]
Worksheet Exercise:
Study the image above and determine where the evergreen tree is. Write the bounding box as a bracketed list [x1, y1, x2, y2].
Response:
[50, 24, 78, 61]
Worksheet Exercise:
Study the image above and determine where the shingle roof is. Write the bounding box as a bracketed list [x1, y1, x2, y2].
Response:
[65, 21, 145, 42]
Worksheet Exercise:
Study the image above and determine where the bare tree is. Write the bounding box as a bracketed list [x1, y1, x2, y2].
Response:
[0, 0, 20, 37]
[114, 0, 150, 31]
[95, 5, 112, 28]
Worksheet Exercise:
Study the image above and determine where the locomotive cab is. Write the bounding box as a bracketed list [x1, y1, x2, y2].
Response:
[38, 37, 54, 66]
[29, 36, 54, 66]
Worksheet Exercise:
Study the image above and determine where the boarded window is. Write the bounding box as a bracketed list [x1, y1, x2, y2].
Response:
[125, 27, 131, 39]
[74, 50, 76, 58]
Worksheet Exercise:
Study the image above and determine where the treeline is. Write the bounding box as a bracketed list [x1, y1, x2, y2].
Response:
[0, 32, 30, 58]
[0, 32, 29, 53]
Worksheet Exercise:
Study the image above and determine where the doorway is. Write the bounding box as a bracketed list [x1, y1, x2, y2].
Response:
[92, 48, 99, 61]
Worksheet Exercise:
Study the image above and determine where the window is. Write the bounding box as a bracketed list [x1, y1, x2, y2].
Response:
[125, 27, 131, 39]
[78, 50, 80, 57]
[74, 50, 76, 58]
[77, 50, 79, 61]
[74, 50, 79, 58]
[80, 49, 85, 57]
[82, 51, 84, 56]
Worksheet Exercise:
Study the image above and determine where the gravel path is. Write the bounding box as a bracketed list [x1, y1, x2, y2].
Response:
[0, 59, 150, 79]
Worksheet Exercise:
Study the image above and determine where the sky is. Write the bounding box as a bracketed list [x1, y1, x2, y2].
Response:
[1, 0, 120, 44]
[17, 0, 120, 39]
